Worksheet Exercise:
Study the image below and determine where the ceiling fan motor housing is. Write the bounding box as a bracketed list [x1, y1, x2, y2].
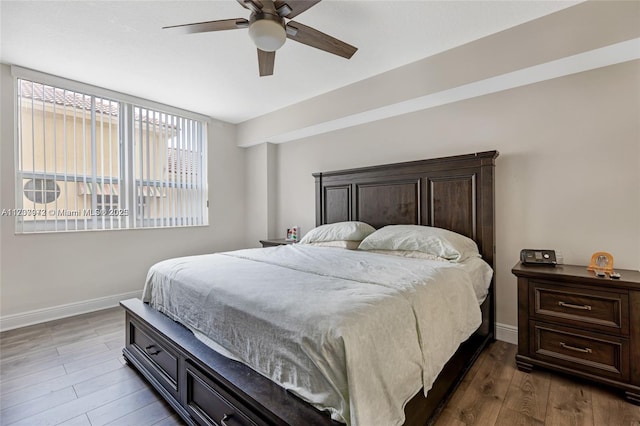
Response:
[248, 12, 286, 52]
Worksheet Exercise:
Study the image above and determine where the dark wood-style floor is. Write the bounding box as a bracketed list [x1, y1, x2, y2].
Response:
[1, 308, 638, 426]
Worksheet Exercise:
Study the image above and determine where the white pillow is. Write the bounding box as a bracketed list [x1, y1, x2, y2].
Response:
[357, 225, 480, 262]
[365, 249, 448, 262]
[299, 221, 376, 245]
[306, 241, 361, 250]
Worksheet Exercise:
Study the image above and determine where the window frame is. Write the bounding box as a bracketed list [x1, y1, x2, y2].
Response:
[12, 66, 209, 234]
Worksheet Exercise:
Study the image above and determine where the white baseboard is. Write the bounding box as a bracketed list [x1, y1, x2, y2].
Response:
[496, 322, 518, 345]
[0, 290, 141, 332]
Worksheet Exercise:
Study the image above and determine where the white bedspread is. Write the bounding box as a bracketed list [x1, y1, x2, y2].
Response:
[142, 245, 488, 426]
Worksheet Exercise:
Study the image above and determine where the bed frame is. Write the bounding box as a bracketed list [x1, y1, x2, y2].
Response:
[121, 150, 499, 426]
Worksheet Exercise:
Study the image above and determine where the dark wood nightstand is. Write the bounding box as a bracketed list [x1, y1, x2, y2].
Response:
[512, 262, 640, 404]
[259, 239, 296, 248]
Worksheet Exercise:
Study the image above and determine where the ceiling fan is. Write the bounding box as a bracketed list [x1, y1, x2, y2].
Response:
[163, 0, 357, 77]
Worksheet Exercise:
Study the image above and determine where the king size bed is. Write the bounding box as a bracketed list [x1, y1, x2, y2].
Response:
[121, 150, 499, 426]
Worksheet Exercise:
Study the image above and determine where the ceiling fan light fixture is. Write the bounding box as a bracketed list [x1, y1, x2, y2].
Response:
[164, 0, 357, 77]
[248, 17, 286, 52]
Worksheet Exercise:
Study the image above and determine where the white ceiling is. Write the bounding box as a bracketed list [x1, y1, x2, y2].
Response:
[1, 1, 580, 124]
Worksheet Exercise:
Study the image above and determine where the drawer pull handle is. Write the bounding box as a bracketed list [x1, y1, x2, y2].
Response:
[560, 342, 592, 354]
[144, 345, 161, 356]
[221, 413, 233, 426]
[558, 301, 592, 311]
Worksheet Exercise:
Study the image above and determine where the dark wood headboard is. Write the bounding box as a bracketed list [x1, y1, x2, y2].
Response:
[313, 151, 498, 266]
[313, 151, 499, 336]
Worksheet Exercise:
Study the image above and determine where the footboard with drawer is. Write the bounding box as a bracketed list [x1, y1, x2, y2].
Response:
[122, 298, 337, 426]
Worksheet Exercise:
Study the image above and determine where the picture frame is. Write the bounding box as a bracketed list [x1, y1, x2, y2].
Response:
[285, 226, 299, 242]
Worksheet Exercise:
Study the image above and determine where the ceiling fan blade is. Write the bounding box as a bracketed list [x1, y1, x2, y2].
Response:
[163, 18, 249, 34]
[257, 49, 275, 76]
[236, 0, 263, 13]
[274, 0, 321, 18]
[286, 21, 357, 59]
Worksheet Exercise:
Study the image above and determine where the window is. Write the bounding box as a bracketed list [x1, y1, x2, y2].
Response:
[23, 178, 61, 204]
[13, 70, 208, 233]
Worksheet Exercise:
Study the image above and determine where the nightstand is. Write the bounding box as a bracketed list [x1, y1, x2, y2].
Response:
[512, 262, 640, 404]
[259, 239, 296, 248]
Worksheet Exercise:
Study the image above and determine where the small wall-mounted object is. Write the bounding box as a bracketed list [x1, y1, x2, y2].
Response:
[587, 251, 614, 275]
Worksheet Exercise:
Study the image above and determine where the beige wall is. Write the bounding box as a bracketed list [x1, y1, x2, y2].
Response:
[0, 63, 247, 322]
[271, 60, 640, 330]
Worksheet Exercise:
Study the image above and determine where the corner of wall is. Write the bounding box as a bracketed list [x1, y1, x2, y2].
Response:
[266, 143, 279, 239]
[243, 143, 268, 247]
[242, 142, 281, 247]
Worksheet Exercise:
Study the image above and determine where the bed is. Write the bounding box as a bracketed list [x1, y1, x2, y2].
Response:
[121, 150, 499, 426]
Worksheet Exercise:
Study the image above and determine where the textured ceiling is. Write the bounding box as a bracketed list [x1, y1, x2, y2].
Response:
[1, 1, 580, 123]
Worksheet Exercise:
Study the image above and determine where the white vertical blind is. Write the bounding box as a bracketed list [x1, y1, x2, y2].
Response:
[16, 78, 23, 234]
[14, 76, 208, 233]
[82, 92, 90, 231]
[129, 105, 207, 229]
[61, 89, 68, 232]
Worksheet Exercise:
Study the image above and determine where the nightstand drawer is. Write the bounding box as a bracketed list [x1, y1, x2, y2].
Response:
[530, 281, 628, 335]
[531, 321, 629, 381]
